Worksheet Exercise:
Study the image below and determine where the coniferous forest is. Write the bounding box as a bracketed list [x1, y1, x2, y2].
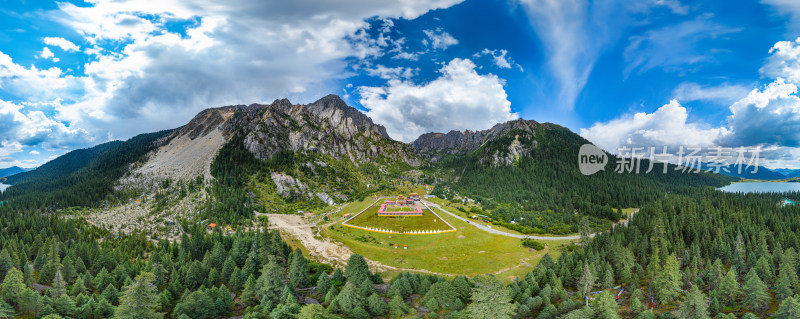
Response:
[4, 179, 800, 318]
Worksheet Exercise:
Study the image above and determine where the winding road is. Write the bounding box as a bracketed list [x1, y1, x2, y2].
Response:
[423, 200, 637, 241]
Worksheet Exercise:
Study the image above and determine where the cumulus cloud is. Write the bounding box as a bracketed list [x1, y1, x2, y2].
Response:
[422, 28, 458, 50]
[0, 99, 92, 154]
[0, 0, 466, 163]
[43, 37, 80, 52]
[360, 58, 518, 142]
[582, 36, 800, 166]
[580, 99, 728, 152]
[719, 79, 800, 147]
[39, 47, 59, 62]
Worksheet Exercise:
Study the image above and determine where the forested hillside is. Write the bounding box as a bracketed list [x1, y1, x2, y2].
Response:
[430, 124, 733, 234]
[0, 130, 172, 210]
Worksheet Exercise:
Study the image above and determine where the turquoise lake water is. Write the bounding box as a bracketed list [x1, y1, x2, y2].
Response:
[717, 182, 800, 193]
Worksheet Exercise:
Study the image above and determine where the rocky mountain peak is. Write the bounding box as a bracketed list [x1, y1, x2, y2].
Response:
[238, 94, 417, 165]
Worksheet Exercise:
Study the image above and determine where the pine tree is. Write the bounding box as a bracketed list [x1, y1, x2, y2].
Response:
[466, 275, 515, 319]
[676, 285, 709, 319]
[345, 254, 370, 285]
[388, 295, 408, 317]
[776, 270, 793, 301]
[718, 267, 740, 305]
[227, 267, 242, 293]
[592, 291, 620, 319]
[655, 253, 681, 303]
[71, 277, 87, 297]
[51, 267, 67, 298]
[257, 257, 284, 304]
[775, 296, 800, 319]
[316, 272, 332, 297]
[366, 293, 387, 316]
[288, 249, 309, 289]
[578, 263, 596, 296]
[601, 263, 615, 289]
[0, 268, 25, 305]
[707, 259, 724, 291]
[240, 274, 257, 306]
[742, 269, 768, 312]
[113, 272, 162, 319]
[334, 285, 365, 317]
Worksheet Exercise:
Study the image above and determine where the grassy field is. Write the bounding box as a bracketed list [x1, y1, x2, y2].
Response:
[325, 203, 576, 281]
[346, 204, 449, 232]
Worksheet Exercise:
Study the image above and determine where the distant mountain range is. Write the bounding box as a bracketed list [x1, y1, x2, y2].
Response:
[0, 94, 737, 222]
[0, 166, 30, 178]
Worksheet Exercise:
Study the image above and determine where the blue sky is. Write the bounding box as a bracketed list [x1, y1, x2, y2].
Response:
[2, 0, 800, 169]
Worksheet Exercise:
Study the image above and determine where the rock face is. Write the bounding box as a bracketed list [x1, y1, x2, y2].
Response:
[121, 106, 238, 192]
[411, 119, 548, 166]
[231, 95, 419, 166]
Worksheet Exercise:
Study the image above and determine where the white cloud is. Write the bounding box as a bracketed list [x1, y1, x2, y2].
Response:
[475, 49, 523, 71]
[624, 14, 740, 76]
[580, 99, 728, 153]
[582, 36, 800, 166]
[761, 37, 800, 83]
[0, 99, 92, 156]
[762, 0, 800, 33]
[517, 0, 636, 110]
[0, 0, 465, 163]
[672, 82, 750, 103]
[365, 65, 418, 80]
[360, 58, 518, 142]
[39, 47, 58, 62]
[422, 28, 458, 50]
[654, 0, 688, 15]
[43, 37, 80, 52]
[29, 150, 40, 155]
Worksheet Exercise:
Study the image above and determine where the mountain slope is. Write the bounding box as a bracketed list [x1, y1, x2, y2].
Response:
[3, 141, 122, 185]
[0, 131, 172, 209]
[0, 166, 29, 178]
[415, 120, 734, 233]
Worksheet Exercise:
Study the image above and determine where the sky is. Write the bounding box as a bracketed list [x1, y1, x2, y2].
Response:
[1, 0, 800, 169]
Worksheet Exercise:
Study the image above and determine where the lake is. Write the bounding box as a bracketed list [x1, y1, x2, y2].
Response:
[718, 182, 800, 194]
[0, 183, 10, 193]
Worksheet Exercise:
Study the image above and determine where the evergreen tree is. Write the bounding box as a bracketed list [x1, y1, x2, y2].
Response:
[577, 263, 596, 297]
[240, 274, 257, 306]
[288, 249, 309, 289]
[227, 267, 242, 293]
[113, 272, 163, 319]
[297, 304, 336, 319]
[257, 257, 284, 304]
[775, 296, 800, 319]
[676, 286, 709, 319]
[466, 275, 515, 319]
[316, 271, 332, 297]
[718, 267, 740, 305]
[388, 295, 408, 317]
[366, 293, 387, 316]
[592, 291, 620, 319]
[0, 268, 25, 306]
[172, 290, 216, 319]
[345, 254, 370, 285]
[333, 284, 365, 317]
[50, 267, 67, 298]
[741, 269, 768, 312]
[655, 254, 681, 303]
